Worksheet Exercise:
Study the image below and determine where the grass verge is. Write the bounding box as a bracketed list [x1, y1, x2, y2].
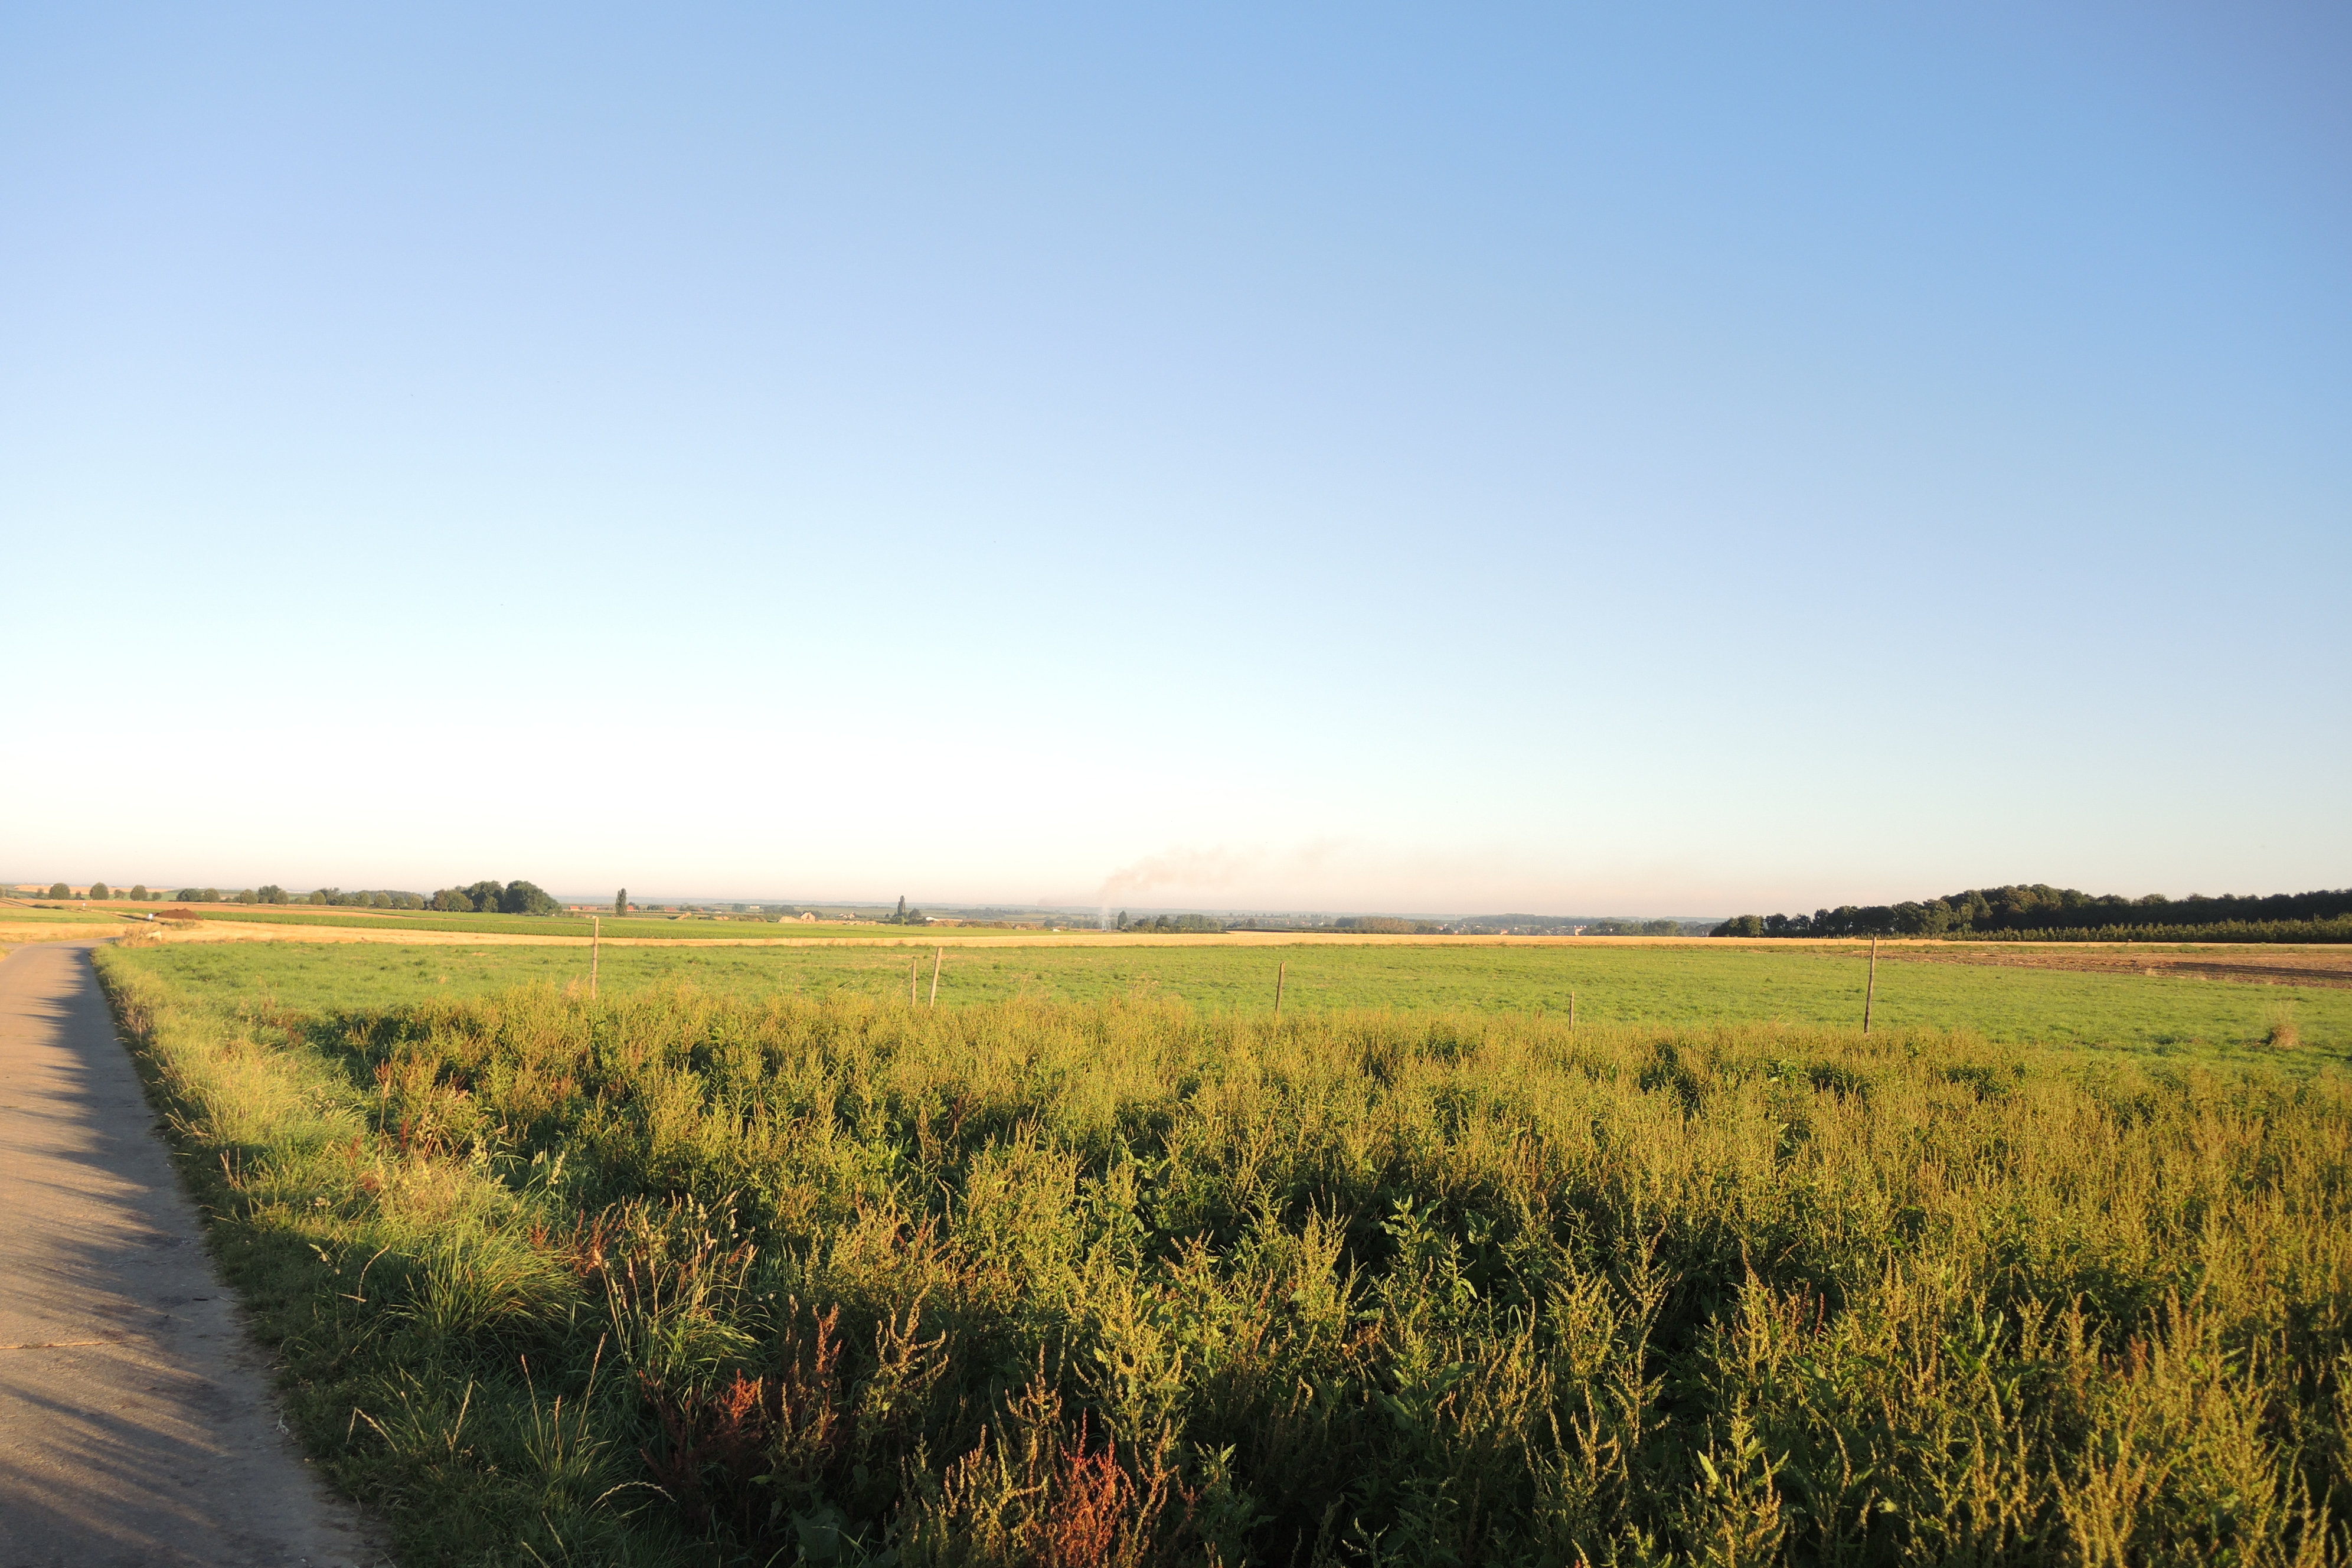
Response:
[96, 947, 683, 1564]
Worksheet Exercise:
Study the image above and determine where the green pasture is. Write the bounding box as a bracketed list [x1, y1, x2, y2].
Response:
[111, 936, 2350, 1062]
[0, 902, 135, 923]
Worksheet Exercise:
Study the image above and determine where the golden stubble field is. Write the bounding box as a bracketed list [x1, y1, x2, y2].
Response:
[0, 922, 124, 947]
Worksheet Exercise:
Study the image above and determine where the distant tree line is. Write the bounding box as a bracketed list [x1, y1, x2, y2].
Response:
[169, 887, 288, 904]
[44, 881, 165, 901]
[156, 886, 429, 908]
[1447, 915, 1712, 936]
[120, 883, 561, 912]
[1116, 910, 1229, 933]
[428, 880, 560, 915]
[1965, 916, 2352, 945]
[1332, 916, 1445, 935]
[1580, 917, 1709, 937]
[1713, 884, 2352, 942]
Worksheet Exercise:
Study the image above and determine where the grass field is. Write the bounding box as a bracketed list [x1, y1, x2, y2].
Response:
[91, 940, 2352, 1566]
[0, 901, 136, 923]
[113, 936, 2352, 1063]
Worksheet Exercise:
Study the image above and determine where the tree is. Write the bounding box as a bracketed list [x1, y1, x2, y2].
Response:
[431, 888, 475, 912]
[464, 880, 506, 916]
[257, 885, 288, 904]
[87, 881, 110, 900]
[501, 880, 559, 916]
[615, 888, 628, 916]
[129, 884, 148, 901]
[47, 882, 70, 900]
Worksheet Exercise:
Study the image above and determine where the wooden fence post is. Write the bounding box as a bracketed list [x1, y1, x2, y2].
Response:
[930, 947, 942, 1006]
[1569, 991, 1576, 1028]
[590, 915, 600, 1000]
[1273, 961, 1286, 1018]
[910, 958, 919, 1005]
[1863, 936, 1878, 1035]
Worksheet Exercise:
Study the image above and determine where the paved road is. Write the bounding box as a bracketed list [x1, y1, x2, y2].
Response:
[0, 940, 386, 1567]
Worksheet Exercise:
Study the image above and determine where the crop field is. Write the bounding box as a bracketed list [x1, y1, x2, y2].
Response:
[84, 935, 2352, 1566]
[0, 902, 138, 952]
[115, 936, 2352, 1061]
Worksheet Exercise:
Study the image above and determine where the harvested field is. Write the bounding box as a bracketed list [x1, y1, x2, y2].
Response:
[1884, 942, 2352, 989]
[0, 920, 141, 947]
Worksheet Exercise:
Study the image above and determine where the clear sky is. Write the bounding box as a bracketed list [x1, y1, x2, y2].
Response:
[4, 4, 2346, 914]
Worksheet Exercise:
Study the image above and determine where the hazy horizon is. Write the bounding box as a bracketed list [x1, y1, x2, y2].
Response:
[21, 874, 2343, 926]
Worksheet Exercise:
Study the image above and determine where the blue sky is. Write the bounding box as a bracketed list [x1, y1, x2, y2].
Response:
[4, 4, 2346, 913]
